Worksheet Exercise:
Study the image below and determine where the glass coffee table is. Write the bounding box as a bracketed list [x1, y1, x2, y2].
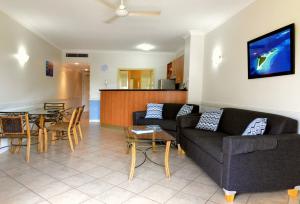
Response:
[125, 125, 175, 180]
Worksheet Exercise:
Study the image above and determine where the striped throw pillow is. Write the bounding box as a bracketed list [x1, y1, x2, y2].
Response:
[176, 104, 194, 118]
[196, 109, 223, 132]
[242, 118, 267, 136]
[145, 103, 164, 119]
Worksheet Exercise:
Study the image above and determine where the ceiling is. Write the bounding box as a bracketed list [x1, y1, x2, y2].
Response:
[0, 0, 255, 52]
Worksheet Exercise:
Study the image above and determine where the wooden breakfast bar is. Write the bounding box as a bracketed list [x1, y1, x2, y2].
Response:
[100, 89, 187, 127]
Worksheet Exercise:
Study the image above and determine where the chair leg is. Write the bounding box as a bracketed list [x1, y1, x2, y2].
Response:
[223, 188, 237, 202]
[38, 129, 43, 153]
[51, 131, 57, 145]
[43, 128, 48, 152]
[10, 139, 16, 153]
[26, 136, 31, 162]
[77, 124, 83, 140]
[67, 130, 74, 152]
[15, 138, 22, 153]
[73, 128, 79, 145]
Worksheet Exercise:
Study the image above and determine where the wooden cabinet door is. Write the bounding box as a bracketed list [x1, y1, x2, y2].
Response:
[175, 55, 184, 83]
[167, 62, 173, 79]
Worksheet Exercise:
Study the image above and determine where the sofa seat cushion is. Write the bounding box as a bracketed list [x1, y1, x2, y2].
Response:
[182, 128, 228, 162]
[136, 119, 177, 131]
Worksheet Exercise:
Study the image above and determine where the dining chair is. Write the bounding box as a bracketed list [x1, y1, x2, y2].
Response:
[44, 102, 66, 124]
[58, 105, 85, 143]
[0, 113, 31, 162]
[44, 108, 79, 152]
[44, 102, 65, 111]
[74, 105, 85, 140]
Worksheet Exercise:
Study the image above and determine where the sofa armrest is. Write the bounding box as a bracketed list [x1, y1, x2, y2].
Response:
[222, 134, 300, 192]
[132, 111, 146, 125]
[177, 114, 201, 129]
[176, 114, 201, 145]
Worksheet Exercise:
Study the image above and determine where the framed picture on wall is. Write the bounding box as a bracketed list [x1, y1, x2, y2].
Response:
[247, 24, 295, 79]
[46, 60, 54, 77]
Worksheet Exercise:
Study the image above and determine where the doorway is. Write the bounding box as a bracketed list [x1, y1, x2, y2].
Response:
[118, 69, 154, 89]
[63, 62, 90, 114]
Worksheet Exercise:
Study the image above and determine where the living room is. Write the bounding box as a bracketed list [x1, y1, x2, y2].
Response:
[0, 0, 299, 203]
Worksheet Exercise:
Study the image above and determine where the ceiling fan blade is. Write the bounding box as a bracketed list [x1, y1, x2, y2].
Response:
[128, 11, 161, 17]
[104, 15, 120, 24]
[96, 0, 117, 10]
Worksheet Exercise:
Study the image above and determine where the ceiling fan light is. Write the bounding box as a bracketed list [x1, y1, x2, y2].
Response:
[116, 8, 128, 17]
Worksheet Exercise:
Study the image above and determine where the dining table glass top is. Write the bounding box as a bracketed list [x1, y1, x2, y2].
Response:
[0, 106, 70, 115]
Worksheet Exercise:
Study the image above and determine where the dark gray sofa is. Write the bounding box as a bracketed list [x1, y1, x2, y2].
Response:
[133, 103, 199, 143]
[178, 108, 300, 198]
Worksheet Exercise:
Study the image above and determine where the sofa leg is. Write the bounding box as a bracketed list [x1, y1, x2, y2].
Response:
[223, 188, 236, 202]
[177, 144, 185, 155]
[288, 186, 300, 198]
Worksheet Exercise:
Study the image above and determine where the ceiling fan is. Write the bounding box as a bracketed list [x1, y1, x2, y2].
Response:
[97, 0, 161, 24]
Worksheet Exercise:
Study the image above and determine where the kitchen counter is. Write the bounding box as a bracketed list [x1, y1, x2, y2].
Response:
[100, 89, 187, 127]
[99, 89, 187, 91]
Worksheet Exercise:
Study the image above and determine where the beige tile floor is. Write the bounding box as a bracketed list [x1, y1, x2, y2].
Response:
[0, 121, 299, 204]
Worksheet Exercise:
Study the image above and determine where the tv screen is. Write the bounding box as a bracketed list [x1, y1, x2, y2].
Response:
[247, 24, 295, 79]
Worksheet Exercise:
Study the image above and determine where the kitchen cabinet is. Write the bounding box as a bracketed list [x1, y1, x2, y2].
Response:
[167, 55, 184, 84]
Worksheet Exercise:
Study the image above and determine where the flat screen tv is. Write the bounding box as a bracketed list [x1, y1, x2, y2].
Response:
[247, 24, 295, 79]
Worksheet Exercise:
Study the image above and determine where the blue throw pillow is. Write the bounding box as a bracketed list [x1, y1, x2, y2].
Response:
[176, 104, 194, 118]
[145, 103, 163, 119]
[196, 109, 223, 132]
[242, 118, 267, 136]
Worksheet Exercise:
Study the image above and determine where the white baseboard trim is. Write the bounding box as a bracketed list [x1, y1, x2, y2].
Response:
[89, 120, 100, 123]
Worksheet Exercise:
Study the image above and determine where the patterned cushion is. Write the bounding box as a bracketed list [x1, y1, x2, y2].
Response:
[176, 104, 194, 118]
[242, 118, 267, 136]
[196, 109, 223, 132]
[145, 103, 163, 119]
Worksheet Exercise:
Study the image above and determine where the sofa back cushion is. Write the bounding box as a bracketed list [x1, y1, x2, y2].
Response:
[163, 103, 199, 120]
[219, 108, 298, 135]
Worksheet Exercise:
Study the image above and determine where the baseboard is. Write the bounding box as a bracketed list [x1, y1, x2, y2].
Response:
[89, 120, 100, 123]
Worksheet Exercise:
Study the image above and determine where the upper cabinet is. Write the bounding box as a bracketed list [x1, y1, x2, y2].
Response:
[167, 55, 184, 84]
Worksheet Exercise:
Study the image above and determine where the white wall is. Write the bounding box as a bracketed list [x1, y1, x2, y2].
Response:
[0, 10, 82, 110]
[187, 34, 205, 105]
[64, 50, 175, 100]
[184, 37, 191, 83]
[200, 0, 300, 122]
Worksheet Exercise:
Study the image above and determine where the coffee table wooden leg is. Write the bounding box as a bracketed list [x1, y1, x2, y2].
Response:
[125, 143, 130, 154]
[165, 141, 171, 178]
[129, 142, 136, 180]
[152, 141, 157, 152]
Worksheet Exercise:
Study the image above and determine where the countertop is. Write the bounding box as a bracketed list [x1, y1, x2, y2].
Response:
[99, 89, 187, 91]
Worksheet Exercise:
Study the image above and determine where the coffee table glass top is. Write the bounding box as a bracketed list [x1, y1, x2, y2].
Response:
[126, 125, 175, 143]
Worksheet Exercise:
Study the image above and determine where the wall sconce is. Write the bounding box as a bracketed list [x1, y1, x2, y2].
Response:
[212, 46, 223, 68]
[14, 47, 29, 67]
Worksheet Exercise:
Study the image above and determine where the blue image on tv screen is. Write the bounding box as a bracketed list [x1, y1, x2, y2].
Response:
[248, 27, 292, 78]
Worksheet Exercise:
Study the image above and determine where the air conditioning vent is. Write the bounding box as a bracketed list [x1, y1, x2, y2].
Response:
[66, 53, 88, 58]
